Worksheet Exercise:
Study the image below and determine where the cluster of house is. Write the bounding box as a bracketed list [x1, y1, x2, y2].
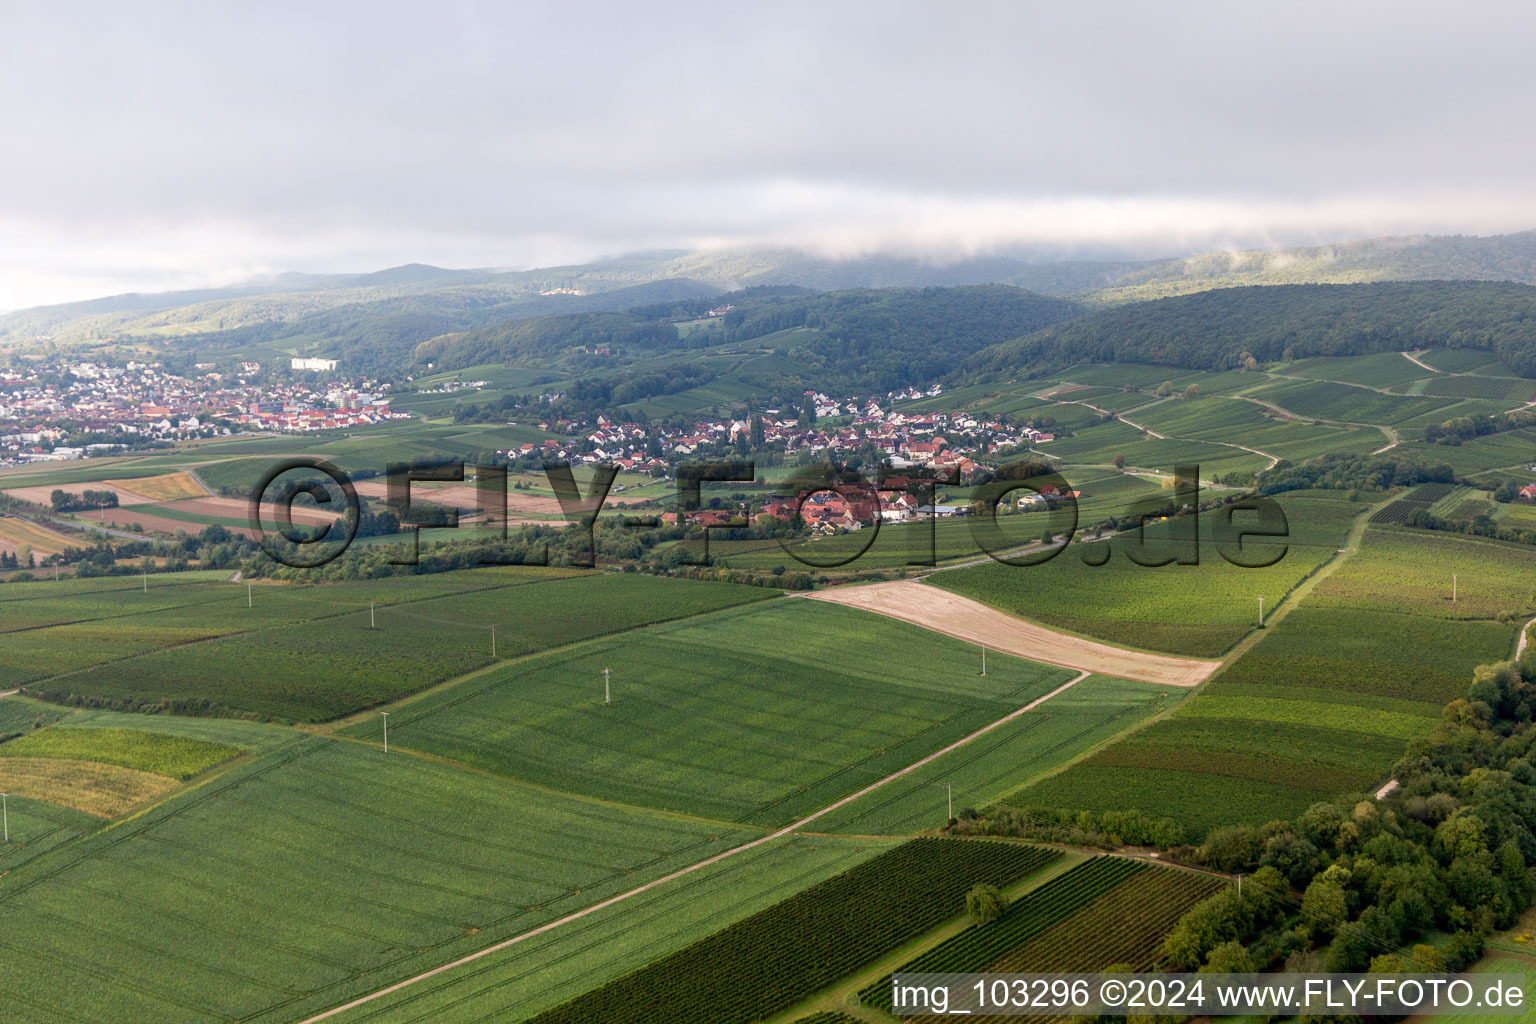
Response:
[504, 388, 1055, 482]
[0, 360, 409, 464]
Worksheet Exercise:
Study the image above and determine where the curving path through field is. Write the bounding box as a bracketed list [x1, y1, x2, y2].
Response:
[806, 580, 1220, 686]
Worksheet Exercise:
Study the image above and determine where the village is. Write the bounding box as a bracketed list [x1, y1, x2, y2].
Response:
[0, 358, 405, 464]
[501, 388, 1067, 531]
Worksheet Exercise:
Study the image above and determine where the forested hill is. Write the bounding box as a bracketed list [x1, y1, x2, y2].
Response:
[966, 281, 1536, 378]
[1082, 230, 1536, 301]
[416, 284, 1084, 392]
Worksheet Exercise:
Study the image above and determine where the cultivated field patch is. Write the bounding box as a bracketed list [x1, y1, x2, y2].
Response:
[0, 727, 241, 779]
[105, 471, 208, 502]
[0, 755, 177, 817]
[352, 599, 1080, 825]
[808, 581, 1220, 685]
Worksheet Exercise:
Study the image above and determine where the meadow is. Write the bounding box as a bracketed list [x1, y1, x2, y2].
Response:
[344, 599, 1080, 825]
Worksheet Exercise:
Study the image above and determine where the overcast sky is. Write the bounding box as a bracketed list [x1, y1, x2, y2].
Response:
[3, 0, 1535, 309]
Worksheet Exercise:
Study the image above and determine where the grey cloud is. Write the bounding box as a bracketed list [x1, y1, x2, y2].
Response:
[2, 0, 1535, 307]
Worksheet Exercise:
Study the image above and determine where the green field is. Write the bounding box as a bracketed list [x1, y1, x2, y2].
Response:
[1012, 524, 1533, 838]
[0, 726, 241, 779]
[932, 489, 1360, 656]
[344, 599, 1080, 825]
[812, 676, 1185, 836]
[333, 835, 899, 1024]
[523, 839, 1059, 1024]
[861, 857, 1223, 1016]
[0, 736, 761, 1024]
[8, 570, 771, 720]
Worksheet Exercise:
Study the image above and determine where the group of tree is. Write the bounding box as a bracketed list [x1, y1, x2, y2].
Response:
[49, 488, 118, 512]
[1424, 408, 1536, 445]
[1253, 451, 1459, 495]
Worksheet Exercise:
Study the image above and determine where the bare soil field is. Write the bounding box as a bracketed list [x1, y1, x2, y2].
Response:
[807, 580, 1221, 686]
[81, 504, 261, 539]
[172, 496, 338, 526]
[3, 481, 153, 507]
[353, 480, 566, 516]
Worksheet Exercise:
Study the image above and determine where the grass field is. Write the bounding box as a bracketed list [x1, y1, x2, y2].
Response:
[345, 599, 1080, 826]
[10, 571, 772, 720]
[0, 736, 761, 1023]
[931, 489, 1360, 657]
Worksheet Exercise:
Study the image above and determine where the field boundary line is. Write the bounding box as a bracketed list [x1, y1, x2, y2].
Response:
[297, 670, 1092, 1023]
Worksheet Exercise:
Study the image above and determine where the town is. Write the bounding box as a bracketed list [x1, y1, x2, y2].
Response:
[0, 358, 405, 464]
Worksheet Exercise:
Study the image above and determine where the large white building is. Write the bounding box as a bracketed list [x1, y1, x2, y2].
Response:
[290, 357, 338, 372]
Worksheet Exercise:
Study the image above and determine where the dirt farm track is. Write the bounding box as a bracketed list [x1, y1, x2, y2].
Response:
[807, 580, 1221, 687]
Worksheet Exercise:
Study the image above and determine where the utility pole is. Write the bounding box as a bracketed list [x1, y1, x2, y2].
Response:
[2, 792, 7, 843]
[491, 625, 496, 658]
[604, 668, 611, 706]
[979, 644, 986, 676]
[247, 583, 252, 608]
[143, 572, 147, 593]
[1238, 873, 1243, 898]
[1257, 596, 1264, 627]
[947, 782, 953, 822]
[380, 712, 389, 754]
[370, 602, 375, 629]
[1453, 574, 1458, 603]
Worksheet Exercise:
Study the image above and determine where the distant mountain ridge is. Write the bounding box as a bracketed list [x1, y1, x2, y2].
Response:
[1086, 230, 1536, 302]
[5, 230, 1536, 366]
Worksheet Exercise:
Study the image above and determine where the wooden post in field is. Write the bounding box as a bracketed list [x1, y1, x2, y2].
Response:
[604, 667, 611, 706]
[380, 711, 388, 754]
